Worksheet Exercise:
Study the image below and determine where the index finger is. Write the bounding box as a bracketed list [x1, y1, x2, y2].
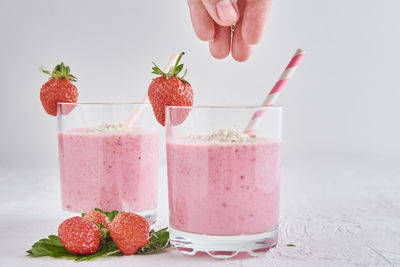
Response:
[188, 0, 215, 41]
[241, 0, 272, 45]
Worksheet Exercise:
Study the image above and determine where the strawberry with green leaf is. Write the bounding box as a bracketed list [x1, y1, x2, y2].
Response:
[40, 62, 78, 116]
[27, 209, 170, 261]
[148, 52, 193, 126]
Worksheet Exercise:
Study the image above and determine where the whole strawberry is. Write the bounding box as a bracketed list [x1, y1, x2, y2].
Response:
[148, 52, 193, 126]
[84, 210, 111, 229]
[109, 212, 150, 255]
[40, 62, 78, 116]
[58, 216, 100, 255]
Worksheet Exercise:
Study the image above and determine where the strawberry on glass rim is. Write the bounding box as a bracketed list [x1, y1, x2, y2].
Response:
[40, 62, 78, 116]
[148, 52, 193, 126]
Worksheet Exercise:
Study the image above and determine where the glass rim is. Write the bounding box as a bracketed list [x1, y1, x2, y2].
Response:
[57, 102, 152, 106]
[165, 105, 282, 110]
[56, 103, 282, 110]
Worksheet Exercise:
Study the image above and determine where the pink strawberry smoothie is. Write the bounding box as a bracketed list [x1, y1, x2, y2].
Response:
[58, 126, 159, 214]
[167, 137, 281, 236]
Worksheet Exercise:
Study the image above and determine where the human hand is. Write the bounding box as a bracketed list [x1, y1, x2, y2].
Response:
[187, 0, 272, 61]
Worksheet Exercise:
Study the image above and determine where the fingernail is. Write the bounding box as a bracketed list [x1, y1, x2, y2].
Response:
[216, 0, 239, 24]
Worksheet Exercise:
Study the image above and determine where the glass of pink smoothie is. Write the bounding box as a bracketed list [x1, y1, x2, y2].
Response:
[57, 103, 159, 224]
[165, 106, 282, 258]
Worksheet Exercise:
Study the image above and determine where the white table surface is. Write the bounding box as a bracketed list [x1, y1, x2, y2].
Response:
[1, 153, 399, 267]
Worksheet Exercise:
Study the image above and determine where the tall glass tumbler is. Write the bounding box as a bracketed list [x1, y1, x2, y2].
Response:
[57, 103, 159, 224]
[165, 106, 282, 258]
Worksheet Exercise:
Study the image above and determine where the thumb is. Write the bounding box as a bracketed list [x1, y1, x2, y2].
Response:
[201, 0, 239, 27]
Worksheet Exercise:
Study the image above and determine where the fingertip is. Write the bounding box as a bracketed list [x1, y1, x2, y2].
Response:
[209, 25, 231, 59]
[232, 48, 252, 62]
[232, 21, 253, 62]
[209, 42, 230, 59]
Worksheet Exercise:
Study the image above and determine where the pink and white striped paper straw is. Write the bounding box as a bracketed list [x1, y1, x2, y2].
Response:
[125, 53, 180, 128]
[244, 49, 305, 134]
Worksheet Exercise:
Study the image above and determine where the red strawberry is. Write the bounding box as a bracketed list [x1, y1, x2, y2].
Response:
[58, 216, 100, 255]
[84, 210, 111, 229]
[148, 52, 193, 126]
[109, 212, 150, 255]
[40, 62, 78, 116]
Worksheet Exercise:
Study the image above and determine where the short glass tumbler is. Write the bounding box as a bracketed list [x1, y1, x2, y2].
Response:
[57, 103, 159, 224]
[165, 106, 282, 258]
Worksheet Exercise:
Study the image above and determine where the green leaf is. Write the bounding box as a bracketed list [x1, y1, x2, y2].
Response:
[181, 69, 188, 80]
[137, 227, 171, 255]
[27, 247, 49, 257]
[40, 235, 64, 246]
[27, 235, 77, 259]
[151, 62, 165, 75]
[44, 62, 77, 82]
[27, 235, 121, 261]
[174, 64, 183, 75]
[75, 241, 121, 261]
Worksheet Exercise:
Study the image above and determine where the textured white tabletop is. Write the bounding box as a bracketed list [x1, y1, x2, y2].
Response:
[1, 154, 399, 267]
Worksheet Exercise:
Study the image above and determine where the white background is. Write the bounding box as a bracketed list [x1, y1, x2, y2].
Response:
[0, 0, 399, 266]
